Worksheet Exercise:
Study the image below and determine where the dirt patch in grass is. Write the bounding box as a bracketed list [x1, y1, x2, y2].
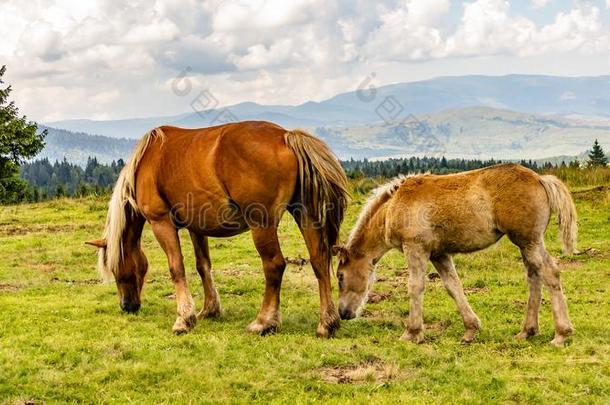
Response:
[27, 263, 55, 272]
[0, 223, 98, 236]
[464, 287, 489, 294]
[50, 277, 100, 285]
[0, 283, 23, 292]
[572, 186, 610, 201]
[319, 360, 401, 384]
[368, 291, 392, 304]
[425, 320, 452, 332]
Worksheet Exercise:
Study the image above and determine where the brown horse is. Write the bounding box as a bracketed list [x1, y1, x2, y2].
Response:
[333, 164, 577, 347]
[86, 121, 348, 337]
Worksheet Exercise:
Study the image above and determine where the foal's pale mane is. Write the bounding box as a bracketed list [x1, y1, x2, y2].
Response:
[346, 174, 420, 250]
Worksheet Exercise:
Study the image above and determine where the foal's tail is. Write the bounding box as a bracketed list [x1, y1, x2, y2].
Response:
[284, 129, 349, 251]
[97, 128, 165, 281]
[539, 175, 578, 255]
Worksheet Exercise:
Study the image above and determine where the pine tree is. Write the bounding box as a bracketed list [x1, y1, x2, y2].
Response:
[0, 65, 46, 204]
[587, 139, 608, 167]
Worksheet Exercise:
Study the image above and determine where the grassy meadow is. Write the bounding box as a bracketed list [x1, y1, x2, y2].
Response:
[0, 177, 609, 403]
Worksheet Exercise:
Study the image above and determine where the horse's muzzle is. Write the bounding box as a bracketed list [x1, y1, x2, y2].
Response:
[339, 307, 356, 320]
[121, 301, 141, 313]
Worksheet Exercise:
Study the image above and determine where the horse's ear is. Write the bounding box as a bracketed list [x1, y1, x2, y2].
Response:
[331, 244, 348, 261]
[85, 239, 107, 249]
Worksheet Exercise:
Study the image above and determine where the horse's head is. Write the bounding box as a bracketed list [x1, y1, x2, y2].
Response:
[332, 244, 376, 320]
[86, 237, 148, 313]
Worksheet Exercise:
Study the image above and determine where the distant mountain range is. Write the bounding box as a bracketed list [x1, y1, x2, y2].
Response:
[46, 75, 610, 139]
[37, 126, 136, 166]
[38, 106, 610, 164]
[38, 75, 610, 163]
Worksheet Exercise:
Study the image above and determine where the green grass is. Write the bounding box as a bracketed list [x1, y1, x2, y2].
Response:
[1, 186, 609, 403]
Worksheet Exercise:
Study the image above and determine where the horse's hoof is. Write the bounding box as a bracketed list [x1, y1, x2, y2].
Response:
[172, 314, 197, 335]
[246, 320, 279, 336]
[197, 303, 222, 319]
[550, 336, 567, 348]
[400, 330, 424, 344]
[316, 321, 339, 338]
[316, 310, 340, 338]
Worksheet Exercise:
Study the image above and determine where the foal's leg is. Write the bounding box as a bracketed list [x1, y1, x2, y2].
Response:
[431, 254, 481, 343]
[520, 244, 573, 346]
[400, 245, 428, 344]
[151, 220, 197, 334]
[189, 231, 222, 319]
[516, 245, 543, 339]
[299, 226, 340, 338]
[541, 248, 573, 347]
[247, 227, 286, 335]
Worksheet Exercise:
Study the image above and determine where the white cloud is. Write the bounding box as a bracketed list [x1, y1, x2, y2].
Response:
[0, 0, 609, 122]
[364, 0, 449, 61]
[531, 0, 550, 8]
[212, 0, 315, 31]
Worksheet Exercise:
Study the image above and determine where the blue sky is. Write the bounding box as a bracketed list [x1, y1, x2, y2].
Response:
[1, 0, 609, 122]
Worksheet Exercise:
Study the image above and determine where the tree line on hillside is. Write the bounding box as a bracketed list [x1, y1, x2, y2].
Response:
[16, 152, 601, 203]
[341, 156, 577, 179]
[20, 157, 124, 201]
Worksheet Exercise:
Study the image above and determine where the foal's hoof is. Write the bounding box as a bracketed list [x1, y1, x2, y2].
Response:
[197, 302, 222, 319]
[172, 315, 197, 335]
[550, 335, 568, 348]
[462, 329, 478, 344]
[400, 330, 424, 344]
[246, 320, 279, 336]
[515, 329, 538, 340]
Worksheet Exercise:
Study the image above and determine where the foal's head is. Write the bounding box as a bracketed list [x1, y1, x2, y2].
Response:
[332, 245, 376, 320]
[86, 231, 148, 313]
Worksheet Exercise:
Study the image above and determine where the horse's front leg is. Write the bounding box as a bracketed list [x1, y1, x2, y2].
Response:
[401, 245, 428, 344]
[151, 220, 197, 334]
[431, 254, 481, 343]
[247, 227, 286, 335]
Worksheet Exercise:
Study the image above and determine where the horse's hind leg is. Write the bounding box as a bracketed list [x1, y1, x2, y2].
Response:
[516, 245, 543, 340]
[519, 243, 573, 346]
[189, 231, 221, 319]
[541, 248, 573, 346]
[151, 220, 197, 334]
[247, 227, 286, 335]
[297, 225, 340, 338]
[431, 254, 481, 343]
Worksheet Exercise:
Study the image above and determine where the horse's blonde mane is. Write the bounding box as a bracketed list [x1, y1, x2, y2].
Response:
[346, 174, 417, 250]
[98, 128, 165, 281]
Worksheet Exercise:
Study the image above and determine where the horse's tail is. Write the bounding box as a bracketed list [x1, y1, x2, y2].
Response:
[97, 128, 165, 281]
[539, 175, 578, 255]
[284, 129, 349, 251]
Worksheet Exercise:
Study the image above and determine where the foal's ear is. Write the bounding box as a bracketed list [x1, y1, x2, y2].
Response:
[85, 238, 107, 249]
